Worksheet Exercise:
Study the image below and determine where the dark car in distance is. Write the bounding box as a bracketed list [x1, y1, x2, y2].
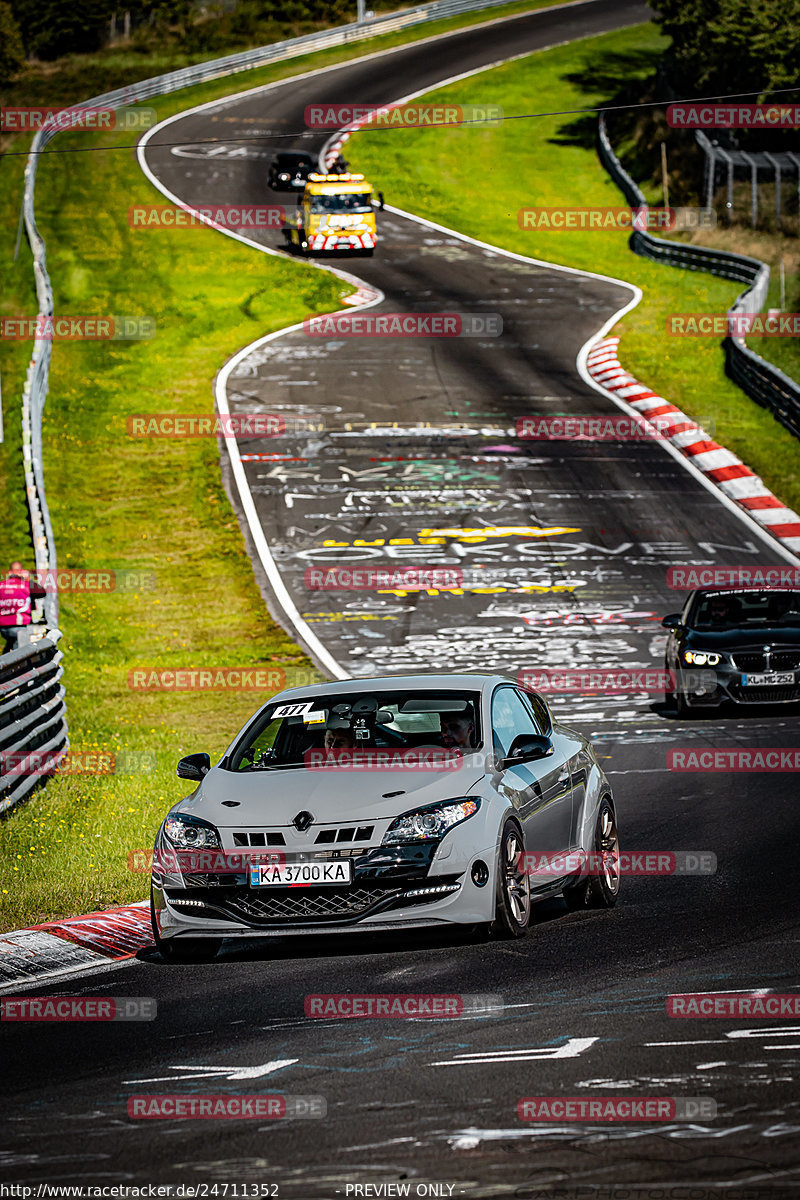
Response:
[268, 151, 316, 191]
[663, 587, 800, 713]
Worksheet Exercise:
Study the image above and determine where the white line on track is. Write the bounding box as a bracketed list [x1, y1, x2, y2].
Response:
[137, 6, 798, 683]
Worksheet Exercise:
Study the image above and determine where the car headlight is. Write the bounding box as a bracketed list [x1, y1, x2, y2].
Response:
[683, 650, 721, 666]
[382, 798, 480, 846]
[163, 814, 220, 849]
[279, 173, 290, 181]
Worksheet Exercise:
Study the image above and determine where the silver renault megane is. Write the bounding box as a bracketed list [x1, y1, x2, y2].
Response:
[150, 673, 620, 959]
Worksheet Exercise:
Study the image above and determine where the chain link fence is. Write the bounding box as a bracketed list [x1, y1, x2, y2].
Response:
[598, 113, 800, 441]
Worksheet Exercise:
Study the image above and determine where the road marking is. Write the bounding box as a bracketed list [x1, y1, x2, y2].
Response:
[430, 1036, 598, 1066]
[124, 1058, 298, 1084]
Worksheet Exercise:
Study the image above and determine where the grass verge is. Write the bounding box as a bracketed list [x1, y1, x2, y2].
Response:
[0, 0, 561, 932]
[348, 22, 800, 515]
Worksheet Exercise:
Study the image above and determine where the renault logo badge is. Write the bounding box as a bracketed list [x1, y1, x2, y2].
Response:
[293, 811, 314, 832]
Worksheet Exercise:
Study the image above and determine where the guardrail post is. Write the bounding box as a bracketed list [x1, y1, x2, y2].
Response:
[764, 152, 782, 229]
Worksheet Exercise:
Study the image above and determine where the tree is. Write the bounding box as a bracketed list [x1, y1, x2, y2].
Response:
[655, 0, 800, 98]
[0, 1, 25, 82]
[12, 0, 116, 59]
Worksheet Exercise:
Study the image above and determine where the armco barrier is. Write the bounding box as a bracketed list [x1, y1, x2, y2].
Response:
[6, 0, 523, 810]
[597, 113, 800, 441]
[0, 633, 67, 815]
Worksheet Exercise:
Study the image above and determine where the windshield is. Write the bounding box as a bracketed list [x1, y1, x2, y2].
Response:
[228, 690, 482, 771]
[310, 193, 372, 214]
[691, 590, 800, 629]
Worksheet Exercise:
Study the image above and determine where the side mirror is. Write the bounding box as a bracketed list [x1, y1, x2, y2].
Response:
[177, 752, 211, 782]
[500, 734, 554, 770]
[661, 613, 683, 630]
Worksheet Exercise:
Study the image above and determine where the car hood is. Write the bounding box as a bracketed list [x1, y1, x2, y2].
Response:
[174, 762, 487, 827]
[686, 626, 800, 648]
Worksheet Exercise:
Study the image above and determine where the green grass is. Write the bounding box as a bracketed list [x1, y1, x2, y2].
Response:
[0, 0, 560, 115]
[348, 22, 800, 514]
[2, 7, 798, 932]
[0, 83, 345, 931]
[0, 126, 342, 925]
[0, 0, 560, 932]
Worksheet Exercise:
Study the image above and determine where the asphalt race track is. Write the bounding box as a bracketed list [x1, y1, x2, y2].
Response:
[3, 1, 800, 1194]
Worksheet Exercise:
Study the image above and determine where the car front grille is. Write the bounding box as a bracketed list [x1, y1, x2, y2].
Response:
[231, 831, 286, 846]
[314, 826, 374, 844]
[731, 650, 800, 671]
[730, 684, 800, 703]
[166, 874, 461, 926]
[222, 887, 397, 923]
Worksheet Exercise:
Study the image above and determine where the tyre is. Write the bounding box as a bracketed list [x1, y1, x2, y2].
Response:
[492, 818, 530, 938]
[665, 663, 689, 716]
[150, 888, 222, 962]
[563, 798, 620, 911]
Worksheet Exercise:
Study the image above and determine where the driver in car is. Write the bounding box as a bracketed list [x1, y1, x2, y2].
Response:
[440, 711, 475, 750]
[324, 727, 356, 751]
[708, 595, 739, 625]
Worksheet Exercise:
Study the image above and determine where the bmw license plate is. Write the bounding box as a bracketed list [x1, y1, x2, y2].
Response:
[742, 671, 794, 686]
[250, 860, 352, 887]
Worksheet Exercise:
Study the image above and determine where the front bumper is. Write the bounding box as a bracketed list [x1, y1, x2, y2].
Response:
[308, 232, 375, 251]
[151, 831, 498, 940]
[677, 665, 800, 706]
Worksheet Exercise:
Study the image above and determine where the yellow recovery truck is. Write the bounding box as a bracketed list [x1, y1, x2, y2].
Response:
[286, 173, 377, 255]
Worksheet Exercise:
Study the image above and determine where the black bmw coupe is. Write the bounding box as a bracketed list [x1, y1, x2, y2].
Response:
[662, 587, 800, 713]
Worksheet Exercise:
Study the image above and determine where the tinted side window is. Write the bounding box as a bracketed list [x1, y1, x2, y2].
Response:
[518, 689, 551, 734]
[491, 687, 538, 757]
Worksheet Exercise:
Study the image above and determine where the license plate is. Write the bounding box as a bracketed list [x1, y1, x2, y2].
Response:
[249, 860, 352, 887]
[742, 672, 794, 686]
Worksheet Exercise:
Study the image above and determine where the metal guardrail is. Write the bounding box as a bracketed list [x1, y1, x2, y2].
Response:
[597, 113, 800, 440]
[0, 633, 67, 815]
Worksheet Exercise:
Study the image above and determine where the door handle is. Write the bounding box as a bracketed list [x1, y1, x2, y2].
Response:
[557, 769, 570, 785]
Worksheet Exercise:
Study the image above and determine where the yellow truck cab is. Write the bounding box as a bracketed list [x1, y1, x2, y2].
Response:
[287, 173, 377, 255]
